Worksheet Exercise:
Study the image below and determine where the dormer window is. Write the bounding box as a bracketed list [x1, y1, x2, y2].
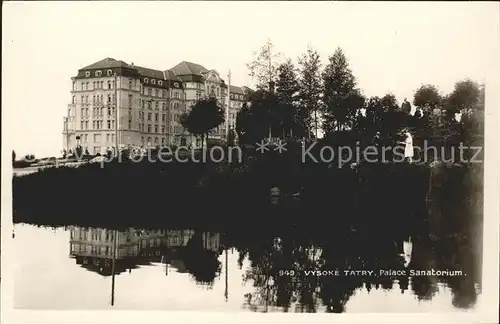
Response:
[85, 71, 90, 77]
[107, 70, 112, 76]
[151, 79, 156, 84]
[174, 82, 179, 88]
[144, 78, 148, 83]
[240, 95, 243, 100]
[95, 71, 102, 77]
[158, 80, 163, 86]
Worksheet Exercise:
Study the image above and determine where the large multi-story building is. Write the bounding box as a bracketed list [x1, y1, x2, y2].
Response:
[63, 58, 251, 154]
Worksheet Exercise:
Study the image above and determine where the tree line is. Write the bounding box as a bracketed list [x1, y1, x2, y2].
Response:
[236, 39, 485, 149]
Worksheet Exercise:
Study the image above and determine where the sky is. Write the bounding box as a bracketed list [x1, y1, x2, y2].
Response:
[2, 1, 499, 157]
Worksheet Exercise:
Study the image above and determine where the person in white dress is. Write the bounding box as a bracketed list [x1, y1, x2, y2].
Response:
[404, 131, 414, 163]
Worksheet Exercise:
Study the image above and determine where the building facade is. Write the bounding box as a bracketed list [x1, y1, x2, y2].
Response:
[63, 58, 250, 154]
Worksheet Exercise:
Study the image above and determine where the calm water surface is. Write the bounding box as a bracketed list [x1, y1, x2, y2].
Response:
[13, 219, 480, 312]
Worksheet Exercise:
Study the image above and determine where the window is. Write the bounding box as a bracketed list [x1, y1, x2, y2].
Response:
[144, 78, 148, 83]
[129, 79, 132, 89]
[148, 88, 152, 96]
[162, 114, 166, 122]
[108, 81, 111, 89]
[155, 125, 158, 133]
[148, 101, 152, 109]
[128, 120, 132, 129]
[147, 125, 151, 133]
[154, 137, 158, 144]
[147, 136, 151, 144]
[155, 102, 159, 110]
[96, 71, 102, 77]
[151, 79, 156, 84]
[162, 90, 166, 98]
[107, 69, 112, 76]
[85, 121, 89, 130]
[155, 113, 158, 121]
[148, 113, 152, 121]
[141, 100, 144, 109]
[128, 94, 132, 107]
[85, 71, 90, 77]
[94, 147, 100, 155]
[72, 96, 76, 104]
[161, 126, 165, 133]
[158, 81, 163, 86]
[100, 81, 104, 88]
[162, 102, 166, 110]
[162, 137, 165, 145]
[107, 120, 111, 129]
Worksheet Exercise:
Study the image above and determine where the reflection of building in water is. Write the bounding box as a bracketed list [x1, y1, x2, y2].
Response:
[69, 227, 220, 276]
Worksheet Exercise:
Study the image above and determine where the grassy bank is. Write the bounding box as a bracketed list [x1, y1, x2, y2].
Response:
[12, 149, 481, 234]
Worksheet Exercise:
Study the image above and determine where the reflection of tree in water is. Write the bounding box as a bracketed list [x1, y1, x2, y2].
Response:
[423, 165, 481, 310]
[180, 231, 221, 286]
[234, 210, 480, 313]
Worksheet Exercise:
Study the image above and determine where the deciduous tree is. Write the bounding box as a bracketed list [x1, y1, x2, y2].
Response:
[322, 48, 359, 134]
[276, 58, 300, 139]
[413, 84, 442, 112]
[180, 98, 225, 149]
[298, 45, 322, 139]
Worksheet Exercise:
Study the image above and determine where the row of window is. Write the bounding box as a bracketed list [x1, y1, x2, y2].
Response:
[141, 87, 183, 99]
[80, 107, 115, 118]
[82, 70, 182, 90]
[84, 70, 114, 78]
[138, 124, 166, 134]
[74, 94, 115, 105]
[142, 136, 166, 146]
[78, 74, 244, 99]
[77, 80, 115, 91]
[138, 111, 167, 122]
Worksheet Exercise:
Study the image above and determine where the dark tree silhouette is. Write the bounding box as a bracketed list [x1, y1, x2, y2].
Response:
[298, 45, 322, 139]
[322, 47, 360, 134]
[180, 97, 225, 149]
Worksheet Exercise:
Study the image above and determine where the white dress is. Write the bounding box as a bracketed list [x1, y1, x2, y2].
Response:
[404, 134, 414, 158]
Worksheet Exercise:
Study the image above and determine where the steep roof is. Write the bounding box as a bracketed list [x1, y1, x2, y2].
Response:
[170, 61, 209, 76]
[134, 66, 164, 79]
[81, 57, 130, 70]
[164, 69, 184, 81]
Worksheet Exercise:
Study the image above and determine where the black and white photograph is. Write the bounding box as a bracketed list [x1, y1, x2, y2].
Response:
[2, 1, 499, 323]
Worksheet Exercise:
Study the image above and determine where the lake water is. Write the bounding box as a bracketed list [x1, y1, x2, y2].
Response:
[12, 218, 481, 312]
